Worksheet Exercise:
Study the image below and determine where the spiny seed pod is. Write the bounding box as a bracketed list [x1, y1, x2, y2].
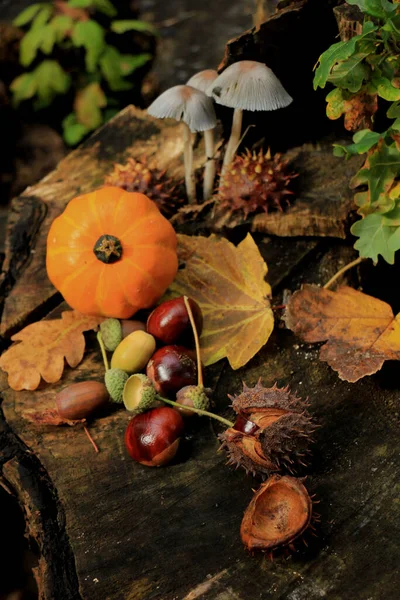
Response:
[104, 368, 129, 403]
[100, 318, 122, 352]
[105, 157, 183, 216]
[215, 150, 297, 219]
[219, 380, 316, 477]
[123, 373, 158, 413]
[241, 475, 312, 553]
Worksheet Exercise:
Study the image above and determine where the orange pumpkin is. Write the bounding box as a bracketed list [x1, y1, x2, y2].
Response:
[46, 186, 178, 318]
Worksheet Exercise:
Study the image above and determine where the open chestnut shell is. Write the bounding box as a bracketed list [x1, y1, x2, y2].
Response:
[240, 475, 312, 552]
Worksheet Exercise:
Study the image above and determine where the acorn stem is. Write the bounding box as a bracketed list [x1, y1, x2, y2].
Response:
[97, 331, 109, 372]
[183, 295, 203, 387]
[323, 256, 364, 290]
[83, 425, 99, 453]
[157, 396, 234, 427]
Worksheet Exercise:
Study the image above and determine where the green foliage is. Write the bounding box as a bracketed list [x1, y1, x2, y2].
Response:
[11, 0, 154, 145]
[314, 0, 400, 264]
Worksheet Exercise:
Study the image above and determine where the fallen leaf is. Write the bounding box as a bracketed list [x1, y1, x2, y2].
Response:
[0, 311, 103, 391]
[285, 285, 400, 382]
[166, 233, 273, 369]
[23, 408, 85, 427]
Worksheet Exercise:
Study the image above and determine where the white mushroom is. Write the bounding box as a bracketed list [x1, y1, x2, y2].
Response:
[148, 85, 217, 203]
[209, 60, 292, 178]
[187, 69, 218, 93]
[187, 70, 218, 200]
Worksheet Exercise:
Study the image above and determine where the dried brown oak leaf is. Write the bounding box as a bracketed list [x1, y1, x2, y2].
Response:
[0, 311, 103, 391]
[166, 233, 273, 369]
[285, 285, 400, 383]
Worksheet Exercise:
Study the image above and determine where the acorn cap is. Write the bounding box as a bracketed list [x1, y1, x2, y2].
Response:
[176, 385, 211, 411]
[209, 60, 292, 112]
[123, 373, 158, 413]
[105, 368, 129, 403]
[100, 318, 122, 352]
[186, 69, 218, 94]
[147, 85, 217, 132]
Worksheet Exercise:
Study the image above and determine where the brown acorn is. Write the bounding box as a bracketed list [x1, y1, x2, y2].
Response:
[215, 149, 297, 219]
[104, 157, 183, 216]
[241, 475, 312, 553]
[219, 380, 316, 477]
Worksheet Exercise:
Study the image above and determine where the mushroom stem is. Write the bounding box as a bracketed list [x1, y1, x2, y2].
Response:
[203, 128, 216, 200]
[183, 123, 196, 203]
[221, 108, 243, 178]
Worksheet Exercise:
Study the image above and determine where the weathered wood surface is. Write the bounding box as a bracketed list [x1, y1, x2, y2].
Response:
[0, 104, 399, 600]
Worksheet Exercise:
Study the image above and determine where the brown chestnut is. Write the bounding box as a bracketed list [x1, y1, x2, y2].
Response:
[147, 296, 203, 346]
[125, 407, 184, 466]
[146, 345, 198, 397]
[56, 381, 109, 420]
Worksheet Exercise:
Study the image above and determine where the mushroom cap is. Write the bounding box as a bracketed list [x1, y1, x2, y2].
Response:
[147, 84, 217, 132]
[186, 69, 218, 94]
[210, 60, 292, 112]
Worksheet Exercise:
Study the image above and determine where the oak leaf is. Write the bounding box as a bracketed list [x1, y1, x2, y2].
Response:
[285, 285, 400, 382]
[0, 311, 103, 391]
[167, 233, 273, 369]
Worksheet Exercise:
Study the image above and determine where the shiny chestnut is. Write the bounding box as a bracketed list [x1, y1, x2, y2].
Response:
[147, 296, 203, 346]
[125, 407, 184, 466]
[146, 345, 198, 397]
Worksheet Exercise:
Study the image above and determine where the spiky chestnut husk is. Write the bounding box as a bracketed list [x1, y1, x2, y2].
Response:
[241, 475, 312, 553]
[123, 373, 158, 413]
[100, 318, 122, 352]
[104, 368, 129, 403]
[219, 380, 316, 477]
[215, 150, 297, 219]
[105, 157, 183, 217]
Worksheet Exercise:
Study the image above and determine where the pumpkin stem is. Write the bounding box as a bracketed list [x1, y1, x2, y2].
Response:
[94, 235, 123, 264]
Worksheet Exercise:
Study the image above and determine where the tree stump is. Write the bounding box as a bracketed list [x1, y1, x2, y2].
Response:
[0, 106, 399, 600]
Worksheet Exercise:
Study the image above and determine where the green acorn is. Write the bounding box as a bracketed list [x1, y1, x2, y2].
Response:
[100, 318, 122, 352]
[105, 368, 129, 403]
[123, 374, 158, 413]
[175, 385, 211, 417]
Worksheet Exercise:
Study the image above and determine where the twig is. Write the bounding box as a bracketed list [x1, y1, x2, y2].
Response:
[84, 426, 99, 453]
[323, 256, 364, 290]
[158, 396, 234, 427]
[183, 295, 203, 387]
[97, 330, 109, 371]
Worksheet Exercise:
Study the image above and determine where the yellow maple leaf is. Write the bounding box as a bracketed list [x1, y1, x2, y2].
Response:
[285, 285, 400, 382]
[168, 233, 273, 369]
[0, 311, 103, 391]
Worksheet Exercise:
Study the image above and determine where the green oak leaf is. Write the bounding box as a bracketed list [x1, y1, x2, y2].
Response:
[326, 88, 345, 120]
[62, 112, 90, 146]
[111, 20, 157, 35]
[10, 72, 37, 105]
[33, 60, 71, 107]
[313, 21, 377, 90]
[50, 15, 74, 42]
[372, 75, 400, 100]
[74, 82, 107, 129]
[13, 3, 45, 27]
[334, 129, 382, 157]
[71, 20, 105, 72]
[328, 50, 371, 92]
[346, 0, 397, 19]
[351, 213, 397, 263]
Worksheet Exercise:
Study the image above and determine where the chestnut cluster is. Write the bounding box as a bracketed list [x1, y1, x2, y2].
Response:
[96, 296, 210, 467]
